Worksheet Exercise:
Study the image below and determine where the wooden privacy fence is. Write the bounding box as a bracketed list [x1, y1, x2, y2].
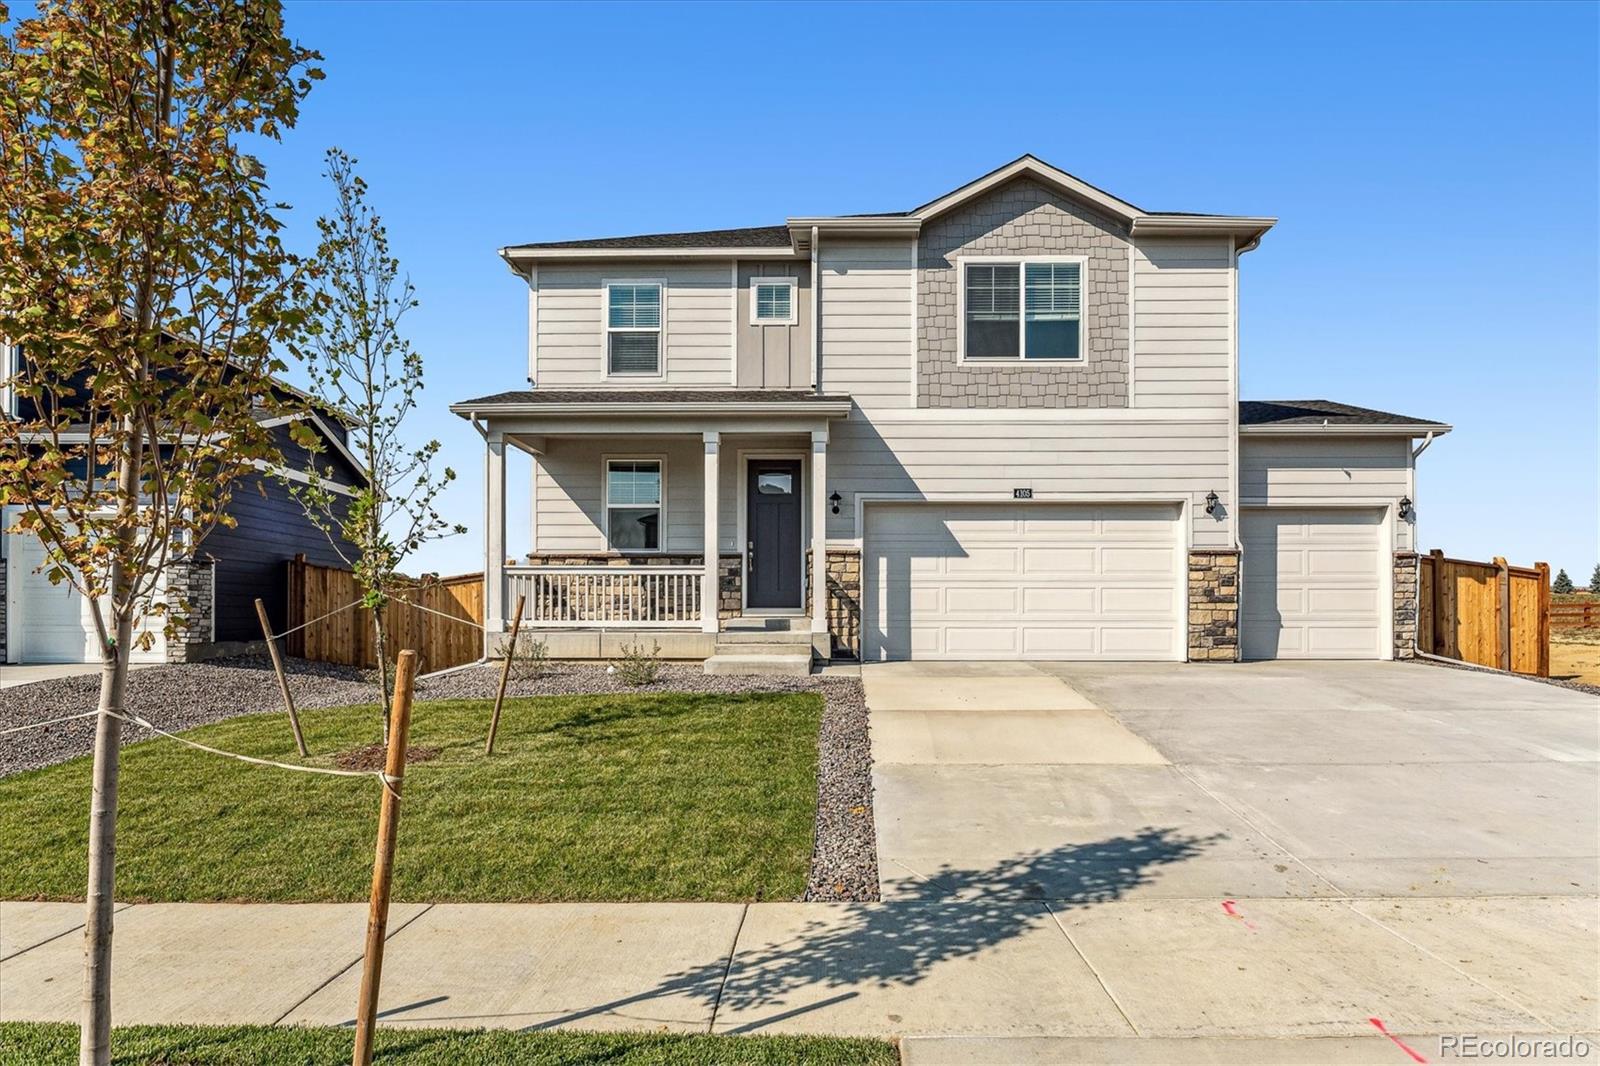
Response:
[1418, 550, 1549, 677]
[285, 555, 484, 674]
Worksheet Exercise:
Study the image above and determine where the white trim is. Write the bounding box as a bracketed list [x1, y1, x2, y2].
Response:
[909, 235, 920, 408]
[0, 341, 15, 419]
[248, 460, 360, 497]
[1237, 502, 1395, 661]
[601, 454, 668, 554]
[809, 227, 820, 389]
[1238, 423, 1452, 437]
[735, 448, 809, 612]
[748, 275, 799, 327]
[527, 264, 539, 384]
[862, 407, 1229, 424]
[1126, 243, 1137, 408]
[453, 400, 852, 419]
[1130, 215, 1277, 239]
[954, 254, 1089, 365]
[505, 246, 801, 264]
[910, 156, 1145, 225]
[728, 261, 739, 386]
[601, 278, 667, 381]
[530, 451, 540, 554]
[1227, 235, 1240, 551]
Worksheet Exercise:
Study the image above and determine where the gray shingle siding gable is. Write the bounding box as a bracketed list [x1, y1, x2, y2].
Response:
[917, 177, 1130, 409]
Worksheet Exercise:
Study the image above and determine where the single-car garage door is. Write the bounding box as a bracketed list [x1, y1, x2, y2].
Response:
[5, 526, 166, 664]
[1241, 507, 1385, 660]
[862, 502, 1184, 661]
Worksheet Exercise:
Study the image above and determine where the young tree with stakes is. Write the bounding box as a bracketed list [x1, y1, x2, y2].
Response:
[0, 2, 319, 1062]
[286, 149, 462, 730]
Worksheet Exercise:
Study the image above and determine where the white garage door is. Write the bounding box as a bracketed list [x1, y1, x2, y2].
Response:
[862, 502, 1184, 661]
[1241, 508, 1385, 660]
[6, 531, 166, 664]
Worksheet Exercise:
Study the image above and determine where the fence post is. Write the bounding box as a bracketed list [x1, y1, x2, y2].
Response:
[1535, 562, 1551, 678]
[1429, 549, 1449, 657]
[352, 649, 417, 1066]
[286, 554, 308, 658]
[256, 598, 308, 758]
[1493, 557, 1511, 672]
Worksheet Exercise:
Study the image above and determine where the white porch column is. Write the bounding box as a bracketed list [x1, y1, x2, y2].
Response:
[484, 430, 507, 654]
[702, 431, 720, 634]
[811, 427, 828, 638]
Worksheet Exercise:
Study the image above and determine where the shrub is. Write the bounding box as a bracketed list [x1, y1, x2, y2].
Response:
[612, 640, 663, 686]
[1553, 569, 1574, 594]
[513, 637, 550, 680]
[1589, 564, 1600, 593]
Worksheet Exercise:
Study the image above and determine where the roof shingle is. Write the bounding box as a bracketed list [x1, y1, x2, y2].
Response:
[1240, 400, 1447, 428]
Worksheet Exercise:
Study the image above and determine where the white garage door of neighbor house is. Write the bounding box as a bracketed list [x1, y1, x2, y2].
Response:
[862, 502, 1184, 662]
[6, 534, 166, 664]
[1240, 508, 1385, 661]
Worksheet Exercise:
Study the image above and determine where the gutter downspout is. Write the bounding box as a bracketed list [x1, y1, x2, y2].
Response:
[811, 226, 821, 393]
[1406, 429, 1435, 660]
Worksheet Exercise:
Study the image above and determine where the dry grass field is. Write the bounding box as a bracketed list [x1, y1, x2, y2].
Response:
[1551, 591, 1600, 685]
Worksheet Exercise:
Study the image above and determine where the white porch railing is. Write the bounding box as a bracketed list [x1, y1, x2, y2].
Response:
[505, 565, 703, 628]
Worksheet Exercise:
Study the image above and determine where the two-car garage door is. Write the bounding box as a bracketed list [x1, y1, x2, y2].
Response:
[862, 502, 1184, 661]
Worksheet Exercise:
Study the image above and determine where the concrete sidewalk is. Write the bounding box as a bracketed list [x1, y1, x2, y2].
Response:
[3, 897, 1593, 1057]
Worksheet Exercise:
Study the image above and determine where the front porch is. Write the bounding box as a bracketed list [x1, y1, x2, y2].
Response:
[454, 390, 857, 666]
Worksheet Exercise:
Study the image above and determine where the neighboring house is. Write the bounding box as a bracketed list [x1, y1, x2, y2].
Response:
[450, 155, 1449, 669]
[0, 339, 366, 666]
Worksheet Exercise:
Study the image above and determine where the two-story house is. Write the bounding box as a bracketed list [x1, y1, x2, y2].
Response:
[450, 156, 1448, 671]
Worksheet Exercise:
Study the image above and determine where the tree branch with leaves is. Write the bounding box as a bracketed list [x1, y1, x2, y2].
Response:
[285, 148, 463, 730]
[0, 1, 319, 1062]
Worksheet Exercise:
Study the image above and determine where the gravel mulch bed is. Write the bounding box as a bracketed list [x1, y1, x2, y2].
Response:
[1410, 653, 1600, 698]
[0, 658, 880, 902]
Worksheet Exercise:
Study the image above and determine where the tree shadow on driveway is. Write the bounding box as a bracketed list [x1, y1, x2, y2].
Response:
[526, 826, 1222, 1033]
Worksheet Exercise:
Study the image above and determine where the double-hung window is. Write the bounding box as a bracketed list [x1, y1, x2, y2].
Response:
[751, 278, 797, 325]
[962, 258, 1083, 361]
[605, 459, 662, 552]
[606, 281, 662, 375]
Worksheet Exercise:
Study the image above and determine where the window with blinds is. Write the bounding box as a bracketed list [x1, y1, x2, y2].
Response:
[605, 459, 662, 551]
[606, 282, 662, 374]
[962, 259, 1084, 361]
[752, 279, 796, 325]
[1023, 261, 1081, 360]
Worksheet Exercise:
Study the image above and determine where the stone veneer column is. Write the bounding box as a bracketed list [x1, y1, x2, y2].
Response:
[1187, 550, 1239, 662]
[1392, 551, 1419, 660]
[825, 548, 862, 659]
[163, 554, 215, 663]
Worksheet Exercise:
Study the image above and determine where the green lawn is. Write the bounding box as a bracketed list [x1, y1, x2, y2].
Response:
[0, 692, 822, 902]
[0, 1023, 897, 1065]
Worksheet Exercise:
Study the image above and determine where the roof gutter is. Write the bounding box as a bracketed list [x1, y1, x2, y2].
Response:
[1239, 422, 1453, 438]
[448, 400, 855, 419]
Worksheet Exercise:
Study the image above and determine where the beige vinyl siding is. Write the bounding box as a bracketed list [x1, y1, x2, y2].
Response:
[1240, 436, 1413, 550]
[533, 262, 733, 387]
[736, 264, 812, 388]
[533, 437, 704, 553]
[819, 238, 914, 409]
[828, 413, 1232, 547]
[1132, 237, 1232, 409]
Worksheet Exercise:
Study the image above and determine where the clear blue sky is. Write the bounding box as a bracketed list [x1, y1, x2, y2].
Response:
[256, 1, 1598, 580]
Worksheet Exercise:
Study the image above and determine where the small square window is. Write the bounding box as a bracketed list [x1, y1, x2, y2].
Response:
[751, 279, 797, 325]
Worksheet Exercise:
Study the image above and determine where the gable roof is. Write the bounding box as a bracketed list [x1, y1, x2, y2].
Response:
[500, 154, 1275, 269]
[1240, 400, 1451, 436]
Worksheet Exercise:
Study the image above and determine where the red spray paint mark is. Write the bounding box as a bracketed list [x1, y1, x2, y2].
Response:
[1221, 899, 1257, 930]
[1368, 1017, 1428, 1063]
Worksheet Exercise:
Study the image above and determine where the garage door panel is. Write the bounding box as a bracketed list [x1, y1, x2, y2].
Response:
[863, 502, 1183, 662]
[1241, 507, 1384, 661]
[1023, 547, 1095, 573]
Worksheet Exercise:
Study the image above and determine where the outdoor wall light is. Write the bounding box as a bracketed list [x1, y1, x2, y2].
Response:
[1204, 490, 1220, 515]
[828, 491, 842, 515]
[1398, 496, 1413, 520]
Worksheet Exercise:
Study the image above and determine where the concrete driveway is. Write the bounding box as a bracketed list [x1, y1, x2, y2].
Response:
[864, 659, 1600, 1058]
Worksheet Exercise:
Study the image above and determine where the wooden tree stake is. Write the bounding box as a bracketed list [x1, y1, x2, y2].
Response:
[256, 597, 308, 758]
[352, 649, 417, 1066]
[485, 594, 526, 755]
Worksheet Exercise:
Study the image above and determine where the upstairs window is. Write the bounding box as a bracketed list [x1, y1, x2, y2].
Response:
[605, 458, 662, 551]
[962, 258, 1084, 361]
[751, 278, 797, 325]
[605, 281, 662, 375]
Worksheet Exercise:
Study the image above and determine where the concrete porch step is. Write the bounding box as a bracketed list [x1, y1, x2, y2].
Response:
[720, 615, 803, 633]
[712, 642, 814, 657]
[702, 653, 813, 677]
[715, 629, 813, 646]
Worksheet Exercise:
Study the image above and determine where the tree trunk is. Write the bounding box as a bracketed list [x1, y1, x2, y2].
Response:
[372, 610, 391, 745]
[79, 591, 133, 1066]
